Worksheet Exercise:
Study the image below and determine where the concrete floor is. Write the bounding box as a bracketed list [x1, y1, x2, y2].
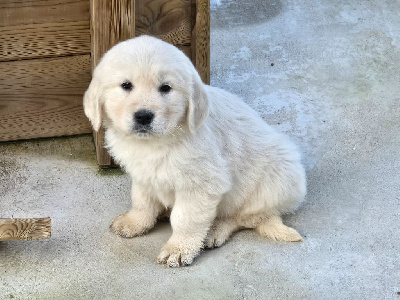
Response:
[1, 0, 399, 299]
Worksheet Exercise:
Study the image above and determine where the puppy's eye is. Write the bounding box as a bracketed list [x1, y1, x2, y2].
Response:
[121, 81, 133, 91]
[159, 84, 172, 93]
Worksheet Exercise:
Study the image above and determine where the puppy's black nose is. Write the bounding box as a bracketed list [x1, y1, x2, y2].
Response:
[134, 109, 154, 126]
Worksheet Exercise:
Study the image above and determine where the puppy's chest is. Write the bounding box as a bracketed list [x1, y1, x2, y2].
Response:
[125, 149, 177, 190]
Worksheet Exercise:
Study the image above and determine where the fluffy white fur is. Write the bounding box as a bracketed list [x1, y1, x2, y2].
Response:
[84, 35, 306, 267]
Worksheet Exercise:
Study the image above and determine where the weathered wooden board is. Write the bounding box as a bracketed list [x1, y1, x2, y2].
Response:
[0, 0, 90, 61]
[0, 55, 92, 141]
[0, 0, 91, 141]
[0, 21, 90, 62]
[0, 0, 89, 26]
[89, 0, 135, 70]
[191, 0, 210, 84]
[0, 218, 51, 241]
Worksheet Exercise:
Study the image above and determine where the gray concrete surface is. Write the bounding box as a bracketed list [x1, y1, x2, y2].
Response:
[1, 0, 399, 299]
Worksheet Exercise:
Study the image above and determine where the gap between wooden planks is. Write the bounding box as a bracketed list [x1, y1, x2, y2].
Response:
[0, 218, 51, 241]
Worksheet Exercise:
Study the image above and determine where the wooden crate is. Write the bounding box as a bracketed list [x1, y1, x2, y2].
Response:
[0, 0, 92, 141]
[0, 0, 209, 168]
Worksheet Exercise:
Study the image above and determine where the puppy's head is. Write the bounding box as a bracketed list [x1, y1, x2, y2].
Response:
[83, 35, 209, 139]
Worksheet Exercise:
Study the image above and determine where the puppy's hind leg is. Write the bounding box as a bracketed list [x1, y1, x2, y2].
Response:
[204, 218, 242, 249]
[255, 215, 303, 242]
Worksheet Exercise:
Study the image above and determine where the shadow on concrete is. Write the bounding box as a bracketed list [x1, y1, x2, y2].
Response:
[211, 0, 282, 28]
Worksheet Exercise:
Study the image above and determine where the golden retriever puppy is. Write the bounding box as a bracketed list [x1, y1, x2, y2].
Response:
[84, 35, 306, 267]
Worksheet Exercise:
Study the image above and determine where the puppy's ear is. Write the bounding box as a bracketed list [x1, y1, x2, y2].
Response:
[187, 72, 209, 134]
[83, 77, 103, 132]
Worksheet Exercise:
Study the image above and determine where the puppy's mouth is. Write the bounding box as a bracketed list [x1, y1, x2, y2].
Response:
[133, 125, 154, 138]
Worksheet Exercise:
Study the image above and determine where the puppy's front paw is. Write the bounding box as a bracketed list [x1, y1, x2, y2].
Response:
[157, 242, 201, 267]
[110, 211, 150, 238]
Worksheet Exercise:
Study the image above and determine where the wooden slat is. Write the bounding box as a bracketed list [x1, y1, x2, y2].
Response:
[136, 0, 193, 46]
[0, 218, 51, 241]
[0, 0, 89, 27]
[0, 0, 90, 61]
[90, 0, 135, 167]
[90, 0, 135, 70]
[192, 0, 210, 84]
[0, 21, 90, 62]
[0, 55, 92, 141]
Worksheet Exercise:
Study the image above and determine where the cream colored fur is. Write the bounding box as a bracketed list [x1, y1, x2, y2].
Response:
[83, 35, 306, 267]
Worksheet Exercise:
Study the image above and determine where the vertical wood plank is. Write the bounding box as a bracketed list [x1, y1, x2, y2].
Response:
[89, 0, 135, 167]
[192, 0, 210, 84]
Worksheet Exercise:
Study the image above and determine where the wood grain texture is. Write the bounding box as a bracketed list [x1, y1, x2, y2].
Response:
[0, 0, 90, 61]
[0, 21, 90, 61]
[0, 0, 89, 27]
[0, 55, 92, 141]
[0, 218, 51, 241]
[192, 0, 210, 84]
[90, 0, 135, 70]
[90, 0, 135, 166]
[136, 0, 193, 46]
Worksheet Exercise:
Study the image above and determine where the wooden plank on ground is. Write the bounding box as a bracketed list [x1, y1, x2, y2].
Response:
[0, 218, 51, 241]
[0, 55, 92, 141]
[90, 0, 135, 167]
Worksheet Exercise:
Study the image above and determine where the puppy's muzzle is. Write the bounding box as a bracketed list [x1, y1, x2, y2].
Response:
[134, 109, 154, 133]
